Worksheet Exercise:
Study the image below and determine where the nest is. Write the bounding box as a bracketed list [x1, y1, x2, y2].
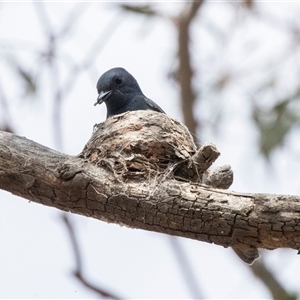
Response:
[79, 111, 233, 188]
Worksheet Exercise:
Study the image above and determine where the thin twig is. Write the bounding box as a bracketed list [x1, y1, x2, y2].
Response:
[62, 214, 122, 300]
[250, 259, 297, 300]
[175, 0, 204, 146]
[0, 78, 15, 133]
[169, 237, 204, 299]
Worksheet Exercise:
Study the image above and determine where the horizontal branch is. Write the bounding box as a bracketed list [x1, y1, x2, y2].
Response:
[1, 129, 300, 254]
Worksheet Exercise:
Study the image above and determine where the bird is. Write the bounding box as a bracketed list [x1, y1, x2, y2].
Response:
[94, 68, 260, 265]
[94, 67, 165, 118]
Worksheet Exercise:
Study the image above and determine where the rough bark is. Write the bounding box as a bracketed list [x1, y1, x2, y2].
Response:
[0, 111, 300, 255]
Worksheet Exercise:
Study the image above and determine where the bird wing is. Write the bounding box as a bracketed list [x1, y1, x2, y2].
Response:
[145, 97, 165, 114]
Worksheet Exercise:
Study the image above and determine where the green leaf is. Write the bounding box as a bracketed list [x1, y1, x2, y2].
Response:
[16, 66, 37, 96]
[120, 4, 158, 17]
[253, 97, 300, 158]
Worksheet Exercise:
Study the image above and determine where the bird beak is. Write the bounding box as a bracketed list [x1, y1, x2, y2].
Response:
[94, 90, 112, 106]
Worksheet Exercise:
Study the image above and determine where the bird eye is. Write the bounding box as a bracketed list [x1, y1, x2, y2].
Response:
[115, 77, 122, 85]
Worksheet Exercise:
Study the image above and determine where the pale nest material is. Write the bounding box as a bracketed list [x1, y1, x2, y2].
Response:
[80, 110, 233, 188]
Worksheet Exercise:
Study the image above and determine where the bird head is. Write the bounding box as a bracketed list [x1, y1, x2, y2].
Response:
[94, 67, 142, 107]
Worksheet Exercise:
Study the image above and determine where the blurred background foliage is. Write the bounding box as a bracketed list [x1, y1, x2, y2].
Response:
[2, 1, 300, 158]
[1, 1, 300, 299]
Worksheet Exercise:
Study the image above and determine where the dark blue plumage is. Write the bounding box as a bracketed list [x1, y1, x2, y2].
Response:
[94, 67, 165, 118]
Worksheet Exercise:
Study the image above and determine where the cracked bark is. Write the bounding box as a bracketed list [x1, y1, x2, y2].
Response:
[0, 111, 300, 255]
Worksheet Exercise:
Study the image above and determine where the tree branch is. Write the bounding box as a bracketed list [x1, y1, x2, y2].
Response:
[250, 259, 297, 300]
[175, 0, 204, 144]
[0, 111, 300, 255]
[62, 214, 122, 300]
